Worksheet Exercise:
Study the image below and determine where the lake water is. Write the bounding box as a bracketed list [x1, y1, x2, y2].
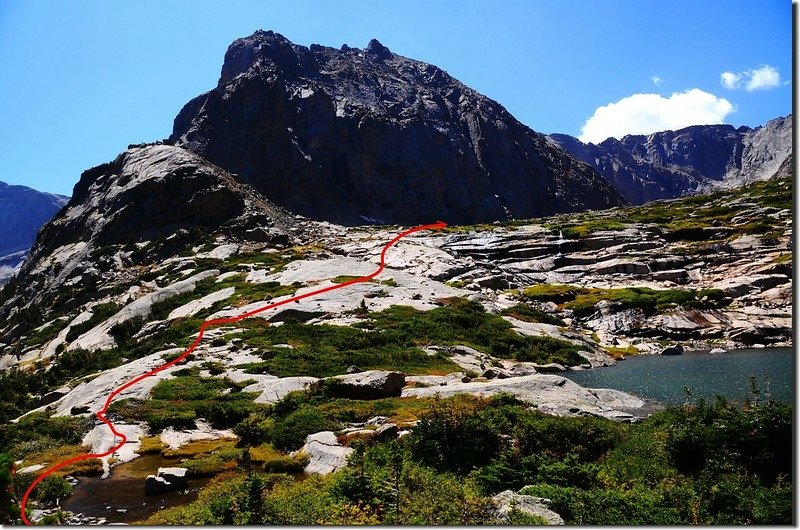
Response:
[564, 347, 793, 406]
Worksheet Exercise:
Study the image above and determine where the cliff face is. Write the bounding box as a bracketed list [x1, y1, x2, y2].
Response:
[550, 115, 792, 204]
[170, 31, 626, 225]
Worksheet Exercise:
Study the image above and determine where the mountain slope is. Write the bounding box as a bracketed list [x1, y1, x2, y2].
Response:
[170, 30, 626, 225]
[3, 144, 310, 319]
[0, 181, 68, 283]
[549, 115, 792, 204]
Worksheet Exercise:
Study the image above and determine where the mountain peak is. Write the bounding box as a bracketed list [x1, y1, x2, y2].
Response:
[366, 38, 392, 59]
[172, 31, 625, 225]
[219, 29, 307, 84]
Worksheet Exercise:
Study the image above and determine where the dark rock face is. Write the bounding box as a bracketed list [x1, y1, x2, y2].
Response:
[171, 30, 626, 225]
[37, 145, 246, 249]
[0, 182, 68, 281]
[549, 115, 792, 204]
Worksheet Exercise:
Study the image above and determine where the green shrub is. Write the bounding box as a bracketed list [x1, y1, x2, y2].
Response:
[522, 284, 588, 302]
[268, 408, 339, 451]
[408, 396, 502, 474]
[499, 304, 565, 326]
[65, 302, 121, 342]
[262, 453, 308, 473]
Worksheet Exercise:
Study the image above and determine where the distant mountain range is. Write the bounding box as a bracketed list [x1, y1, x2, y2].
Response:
[549, 115, 791, 204]
[0, 181, 67, 283]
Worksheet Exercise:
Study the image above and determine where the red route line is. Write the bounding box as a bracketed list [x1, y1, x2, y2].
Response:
[19, 221, 446, 525]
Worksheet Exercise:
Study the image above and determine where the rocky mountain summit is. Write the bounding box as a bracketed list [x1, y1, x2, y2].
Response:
[0, 181, 68, 283]
[170, 30, 625, 225]
[550, 115, 792, 204]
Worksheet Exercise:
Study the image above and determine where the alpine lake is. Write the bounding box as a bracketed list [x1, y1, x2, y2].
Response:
[564, 347, 793, 406]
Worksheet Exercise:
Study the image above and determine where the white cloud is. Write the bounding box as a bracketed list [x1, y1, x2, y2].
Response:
[720, 64, 782, 91]
[578, 89, 735, 144]
[720, 71, 741, 89]
[745, 65, 781, 91]
[651, 76, 663, 86]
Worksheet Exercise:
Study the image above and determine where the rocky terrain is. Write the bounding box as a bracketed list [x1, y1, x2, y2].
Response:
[550, 114, 792, 204]
[0, 160, 790, 523]
[0, 181, 68, 284]
[0, 29, 791, 526]
[170, 30, 625, 225]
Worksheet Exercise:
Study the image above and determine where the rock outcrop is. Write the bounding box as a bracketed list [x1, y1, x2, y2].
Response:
[493, 489, 565, 525]
[402, 374, 646, 422]
[550, 115, 792, 204]
[296, 431, 353, 475]
[323, 370, 406, 399]
[1, 144, 305, 322]
[171, 30, 626, 225]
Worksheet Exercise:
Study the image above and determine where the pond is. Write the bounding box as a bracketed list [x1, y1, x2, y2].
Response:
[564, 347, 793, 406]
[61, 453, 212, 524]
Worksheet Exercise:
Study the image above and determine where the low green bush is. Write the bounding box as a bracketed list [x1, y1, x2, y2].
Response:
[268, 408, 339, 451]
[499, 304, 565, 326]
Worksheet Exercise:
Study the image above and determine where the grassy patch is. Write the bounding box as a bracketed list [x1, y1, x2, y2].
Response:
[20, 444, 103, 476]
[547, 219, 629, 239]
[138, 436, 165, 455]
[233, 298, 585, 375]
[178, 442, 241, 477]
[0, 412, 94, 464]
[524, 285, 727, 318]
[602, 345, 640, 359]
[109, 374, 262, 431]
[499, 304, 565, 326]
[27, 319, 69, 347]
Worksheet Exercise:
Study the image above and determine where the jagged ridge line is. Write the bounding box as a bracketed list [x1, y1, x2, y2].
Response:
[20, 221, 446, 525]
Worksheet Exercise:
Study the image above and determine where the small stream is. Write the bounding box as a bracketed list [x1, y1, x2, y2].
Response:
[61, 454, 212, 524]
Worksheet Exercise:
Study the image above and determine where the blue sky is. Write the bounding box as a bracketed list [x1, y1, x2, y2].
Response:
[0, 0, 791, 196]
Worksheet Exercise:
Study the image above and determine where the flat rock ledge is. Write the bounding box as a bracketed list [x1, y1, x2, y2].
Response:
[402, 374, 647, 422]
[493, 489, 565, 525]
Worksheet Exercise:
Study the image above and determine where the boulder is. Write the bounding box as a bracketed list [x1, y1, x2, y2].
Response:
[374, 422, 399, 442]
[593, 258, 650, 275]
[324, 370, 405, 399]
[298, 431, 353, 475]
[660, 345, 684, 356]
[493, 490, 564, 525]
[144, 475, 173, 495]
[157, 467, 188, 488]
[402, 373, 647, 422]
[144, 467, 188, 495]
